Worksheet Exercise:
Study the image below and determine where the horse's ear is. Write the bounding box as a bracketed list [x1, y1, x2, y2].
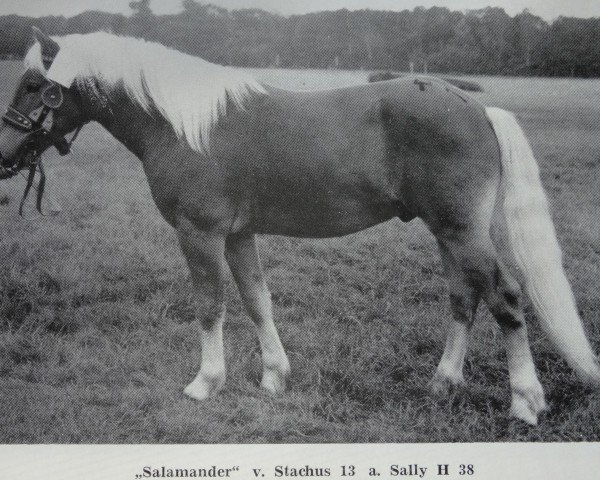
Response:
[32, 27, 60, 69]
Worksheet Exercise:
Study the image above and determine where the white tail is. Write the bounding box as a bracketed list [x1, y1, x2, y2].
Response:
[486, 107, 600, 385]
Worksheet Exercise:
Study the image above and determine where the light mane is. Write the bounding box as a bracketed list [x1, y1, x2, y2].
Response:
[24, 32, 266, 153]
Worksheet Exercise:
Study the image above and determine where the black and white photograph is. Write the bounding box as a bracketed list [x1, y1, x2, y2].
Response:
[0, 0, 598, 460]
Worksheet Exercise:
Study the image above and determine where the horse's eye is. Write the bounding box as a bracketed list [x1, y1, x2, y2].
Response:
[26, 83, 41, 93]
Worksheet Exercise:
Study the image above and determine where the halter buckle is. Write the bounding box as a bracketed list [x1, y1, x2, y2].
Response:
[2, 106, 36, 132]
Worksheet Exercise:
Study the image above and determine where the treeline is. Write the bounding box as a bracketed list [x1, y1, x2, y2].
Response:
[1, 0, 599, 77]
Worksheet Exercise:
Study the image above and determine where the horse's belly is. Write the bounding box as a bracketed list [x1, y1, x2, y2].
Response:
[253, 198, 399, 238]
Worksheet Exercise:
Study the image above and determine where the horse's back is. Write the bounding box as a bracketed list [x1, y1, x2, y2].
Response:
[255, 76, 497, 170]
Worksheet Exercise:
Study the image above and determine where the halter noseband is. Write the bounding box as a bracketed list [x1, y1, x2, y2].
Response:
[1, 81, 82, 216]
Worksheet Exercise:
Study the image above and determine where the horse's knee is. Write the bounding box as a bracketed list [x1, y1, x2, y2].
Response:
[448, 291, 477, 325]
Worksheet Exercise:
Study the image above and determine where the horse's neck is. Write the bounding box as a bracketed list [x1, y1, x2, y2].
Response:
[88, 89, 173, 162]
[87, 89, 185, 225]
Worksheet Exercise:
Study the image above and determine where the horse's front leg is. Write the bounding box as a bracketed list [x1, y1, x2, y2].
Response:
[225, 233, 291, 393]
[177, 217, 228, 400]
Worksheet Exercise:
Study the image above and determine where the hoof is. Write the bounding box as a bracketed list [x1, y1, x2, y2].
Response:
[260, 368, 289, 394]
[510, 387, 548, 426]
[260, 359, 291, 395]
[428, 371, 465, 396]
[183, 372, 225, 401]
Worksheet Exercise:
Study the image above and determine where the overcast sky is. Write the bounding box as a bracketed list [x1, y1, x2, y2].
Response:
[1, 0, 599, 22]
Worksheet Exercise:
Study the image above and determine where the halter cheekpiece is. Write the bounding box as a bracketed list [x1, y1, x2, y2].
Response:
[2, 81, 72, 153]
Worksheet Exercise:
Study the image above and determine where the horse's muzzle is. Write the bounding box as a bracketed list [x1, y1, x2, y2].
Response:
[0, 166, 18, 179]
[0, 147, 37, 179]
[0, 153, 20, 179]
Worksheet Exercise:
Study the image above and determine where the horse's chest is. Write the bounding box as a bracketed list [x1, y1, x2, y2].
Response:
[140, 157, 185, 226]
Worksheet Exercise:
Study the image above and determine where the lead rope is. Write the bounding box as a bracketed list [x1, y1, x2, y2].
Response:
[18, 159, 39, 216]
[17, 124, 83, 217]
[66, 124, 83, 150]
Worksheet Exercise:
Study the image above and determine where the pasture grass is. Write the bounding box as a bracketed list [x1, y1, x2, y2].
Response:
[0, 63, 599, 442]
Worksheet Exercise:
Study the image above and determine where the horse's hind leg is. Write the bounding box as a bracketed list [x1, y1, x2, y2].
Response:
[437, 232, 547, 424]
[486, 259, 548, 424]
[429, 241, 481, 394]
[225, 233, 291, 393]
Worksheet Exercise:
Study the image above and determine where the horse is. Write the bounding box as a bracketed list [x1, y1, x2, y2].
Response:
[0, 28, 598, 426]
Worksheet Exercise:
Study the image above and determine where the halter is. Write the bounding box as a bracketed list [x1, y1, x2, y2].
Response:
[1, 81, 82, 216]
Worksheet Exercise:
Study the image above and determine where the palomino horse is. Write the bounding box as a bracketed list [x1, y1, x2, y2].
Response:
[0, 29, 598, 426]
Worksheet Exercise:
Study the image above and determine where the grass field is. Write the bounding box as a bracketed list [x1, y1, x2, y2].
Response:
[0, 61, 598, 443]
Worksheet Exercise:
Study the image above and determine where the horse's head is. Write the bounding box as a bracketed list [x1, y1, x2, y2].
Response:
[0, 28, 86, 179]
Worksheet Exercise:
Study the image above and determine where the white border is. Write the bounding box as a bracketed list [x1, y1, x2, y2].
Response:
[1, 443, 599, 480]
[0, 2, 598, 479]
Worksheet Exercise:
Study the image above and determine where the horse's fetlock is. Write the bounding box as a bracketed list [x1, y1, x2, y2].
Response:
[202, 368, 226, 384]
[260, 352, 291, 394]
[263, 352, 291, 376]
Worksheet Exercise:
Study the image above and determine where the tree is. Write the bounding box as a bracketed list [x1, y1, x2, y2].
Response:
[129, 0, 152, 17]
[7, 5, 600, 78]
